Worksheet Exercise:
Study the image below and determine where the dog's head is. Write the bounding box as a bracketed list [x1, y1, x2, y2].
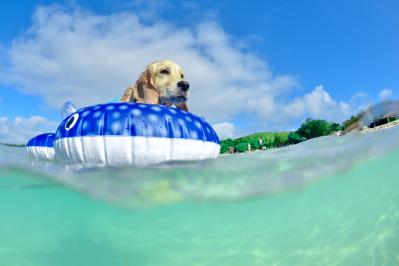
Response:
[141, 60, 189, 105]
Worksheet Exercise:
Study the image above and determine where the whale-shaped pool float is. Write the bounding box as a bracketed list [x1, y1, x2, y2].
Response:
[27, 103, 220, 166]
[26, 133, 56, 161]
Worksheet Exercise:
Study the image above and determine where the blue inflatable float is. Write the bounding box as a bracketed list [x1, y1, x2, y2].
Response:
[27, 103, 220, 166]
[26, 133, 55, 161]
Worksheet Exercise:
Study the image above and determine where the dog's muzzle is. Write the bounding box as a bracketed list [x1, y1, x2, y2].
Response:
[177, 80, 190, 92]
[160, 95, 187, 105]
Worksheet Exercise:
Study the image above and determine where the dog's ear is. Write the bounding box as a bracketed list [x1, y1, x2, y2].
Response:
[141, 64, 159, 104]
[120, 63, 159, 104]
[120, 84, 135, 102]
[120, 77, 146, 103]
[176, 102, 189, 111]
[145, 64, 157, 91]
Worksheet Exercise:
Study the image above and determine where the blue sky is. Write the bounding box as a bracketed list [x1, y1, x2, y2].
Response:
[0, 0, 398, 143]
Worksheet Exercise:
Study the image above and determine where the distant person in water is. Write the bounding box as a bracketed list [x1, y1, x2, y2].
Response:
[258, 137, 263, 149]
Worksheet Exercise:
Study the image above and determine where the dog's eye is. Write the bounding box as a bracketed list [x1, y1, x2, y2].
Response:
[181, 74, 184, 79]
[160, 69, 169, 75]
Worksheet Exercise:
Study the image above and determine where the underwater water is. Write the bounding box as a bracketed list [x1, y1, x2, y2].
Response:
[1, 128, 399, 266]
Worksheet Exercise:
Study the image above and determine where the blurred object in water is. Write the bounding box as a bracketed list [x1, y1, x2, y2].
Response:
[344, 100, 399, 134]
[360, 100, 399, 127]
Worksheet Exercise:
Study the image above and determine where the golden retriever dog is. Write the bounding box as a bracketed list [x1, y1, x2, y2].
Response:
[120, 60, 190, 111]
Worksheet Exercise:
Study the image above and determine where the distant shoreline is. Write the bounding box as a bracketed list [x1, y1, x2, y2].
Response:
[0, 143, 25, 147]
[361, 120, 399, 134]
[2, 117, 399, 151]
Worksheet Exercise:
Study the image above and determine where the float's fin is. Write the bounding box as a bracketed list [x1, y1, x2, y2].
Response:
[61, 101, 78, 119]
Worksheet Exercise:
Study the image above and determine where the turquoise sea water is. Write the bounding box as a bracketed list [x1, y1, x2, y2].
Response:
[1, 128, 399, 265]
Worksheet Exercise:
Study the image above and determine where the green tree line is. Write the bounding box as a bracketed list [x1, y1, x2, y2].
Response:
[220, 118, 344, 154]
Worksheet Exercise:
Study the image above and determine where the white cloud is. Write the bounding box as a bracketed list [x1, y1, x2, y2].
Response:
[212, 122, 236, 139]
[0, 5, 358, 132]
[379, 89, 393, 101]
[249, 85, 353, 130]
[352, 92, 368, 100]
[281, 85, 351, 121]
[0, 6, 296, 124]
[0, 116, 58, 144]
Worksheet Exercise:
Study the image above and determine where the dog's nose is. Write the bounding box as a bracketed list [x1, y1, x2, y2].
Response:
[177, 81, 190, 92]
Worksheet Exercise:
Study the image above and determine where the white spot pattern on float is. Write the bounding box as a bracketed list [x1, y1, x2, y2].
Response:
[106, 105, 115, 110]
[82, 121, 90, 130]
[93, 111, 102, 118]
[131, 109, 141, 116]
[173, 128, 181, 138]
[144, 126, 153, 136]
[112, 112, 121, 119]
[190, 131, 199, 139]
[148, 114, 158, 122]
[119, 104, 129, 110]
[177, 118, 186, 128]
[164, 114, 172, 122]
[111, 122, 122, 133]
[82, 110, 91, 117]
[159, 127, 168, 137]
[195, 121, 202, 129]
[151, 106, 162, 112]
[168, 108, 177, 114]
